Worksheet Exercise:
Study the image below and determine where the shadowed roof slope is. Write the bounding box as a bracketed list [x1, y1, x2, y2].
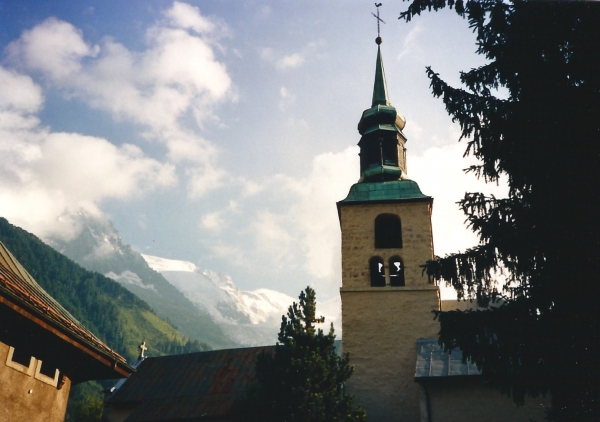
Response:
[106, 346, 274, 422]
[415, 338, 481, 378]
[0, 240, 133, 383]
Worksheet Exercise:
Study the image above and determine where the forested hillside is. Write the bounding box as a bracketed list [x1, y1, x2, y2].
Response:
[47, 213, 237, 350]
[0, 217, 209, 359]
[0, 217, 209, 419]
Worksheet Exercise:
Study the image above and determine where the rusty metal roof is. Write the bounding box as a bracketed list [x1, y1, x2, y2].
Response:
[107, 346, 274, 421]
[0, 241, 132, 379]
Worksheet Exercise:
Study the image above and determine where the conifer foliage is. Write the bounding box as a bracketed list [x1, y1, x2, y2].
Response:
[400, 1, 600, 421]
[249, 287, 366, 422]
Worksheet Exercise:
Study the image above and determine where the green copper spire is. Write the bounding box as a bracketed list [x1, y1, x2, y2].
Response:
[338, 37, 431, 205]
[355, 38, 408, 184]
[372, 43, 390, 107]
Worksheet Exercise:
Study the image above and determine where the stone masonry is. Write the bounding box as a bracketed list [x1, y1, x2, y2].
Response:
[340, 199, 440, 422]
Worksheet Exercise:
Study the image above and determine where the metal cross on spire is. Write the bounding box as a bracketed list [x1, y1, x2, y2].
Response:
[372, 3, 386, 44]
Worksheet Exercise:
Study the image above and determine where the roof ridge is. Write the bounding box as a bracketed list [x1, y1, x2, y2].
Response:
[0, 241, 126, 363]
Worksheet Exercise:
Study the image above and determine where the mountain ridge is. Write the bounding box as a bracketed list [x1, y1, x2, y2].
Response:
[45, 211, 341, 348]
[46, 212, 237, 350]
[0, 216, 208, 361]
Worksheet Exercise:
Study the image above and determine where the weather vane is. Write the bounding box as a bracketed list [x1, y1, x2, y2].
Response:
[372, 3, 386, 44]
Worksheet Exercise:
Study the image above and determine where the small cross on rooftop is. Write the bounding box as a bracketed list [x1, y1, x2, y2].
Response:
[138, 341, 148, 359]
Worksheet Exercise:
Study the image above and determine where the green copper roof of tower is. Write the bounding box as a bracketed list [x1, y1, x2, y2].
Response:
[338, 39, 431, 205]
[338, 180, 430, 204]
[357, 45, 406, 136]
[372, 46, 389, 107]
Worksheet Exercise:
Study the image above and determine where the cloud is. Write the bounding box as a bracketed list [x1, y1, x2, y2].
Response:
[0, 66, 176, 241]
[106, 271, 158, 293]
[200, 200, 238, 232]
[198, 146, 358, 298]
[201, 211, 225, 231]
[409, 126, 508, 298]
[397, 22, 423, 61]
[259, 47, 275, 61]
[186, 165, 228, 199]
[284, 148, 359, 283]
[196, 123, 507, 302]
[261, 42, 319, 71]
[38, 133, 176, 201]
[251, 211, 295, 266]
[409, 128, 508, 258]
[165, 1, 215, 34]
[0, 67, 44, 113]
[6, 4, 233, 199]
[279, 86, 296, 111]
[277, 53, 305, 70]
[7, 9, 230, 115]
[6, 17, 99, 81]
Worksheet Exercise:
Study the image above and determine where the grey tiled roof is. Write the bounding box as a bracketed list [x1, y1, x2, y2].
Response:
[415, 338, 481, 378]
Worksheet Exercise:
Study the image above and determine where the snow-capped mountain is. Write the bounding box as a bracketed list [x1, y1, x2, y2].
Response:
[142, 254, 342, 345]
[142, 254, 296, 345]
[45, 211, 238, 349]
[46, 210, 341, 347]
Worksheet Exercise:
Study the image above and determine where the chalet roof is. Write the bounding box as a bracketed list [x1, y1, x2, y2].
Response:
[0, 241, 132, 382]
[106, 346, 274, 421]
[415, 338, 481, 378]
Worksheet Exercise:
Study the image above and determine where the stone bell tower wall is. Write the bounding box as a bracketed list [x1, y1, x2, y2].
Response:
[339, 199, 440, 421]
[342, 288, 439, 422]
[340, 200, 435, 289]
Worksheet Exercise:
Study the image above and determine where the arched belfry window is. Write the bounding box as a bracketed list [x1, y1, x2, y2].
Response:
[389, 256, 405, 287]
[374, 214, 402, 249]
[369, 256, 385, 287]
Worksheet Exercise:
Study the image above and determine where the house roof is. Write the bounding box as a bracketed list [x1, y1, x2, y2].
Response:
[0, 241, 133, 382]
[415, 338, 481, 378]
[106, 346, 274, 421]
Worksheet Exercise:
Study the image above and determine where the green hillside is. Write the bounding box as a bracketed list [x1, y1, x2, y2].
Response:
[0, 217, 209, 419]
[0, 217, 208, 359]
[49, 215, 238, 350]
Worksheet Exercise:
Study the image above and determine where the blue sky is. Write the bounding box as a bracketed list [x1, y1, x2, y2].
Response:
[0, 1, 506, 300]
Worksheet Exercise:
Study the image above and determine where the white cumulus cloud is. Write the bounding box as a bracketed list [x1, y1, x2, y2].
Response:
[6, 17, 98, 81]
[5, 3, 234, 199]
[261, 42, 319, 71]
[0, 62, 177, 241]
[165, 1, 216, 34]
[277, 53, 305, 70]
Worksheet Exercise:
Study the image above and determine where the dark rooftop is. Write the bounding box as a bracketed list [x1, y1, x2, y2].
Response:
[0, 241, 132, 381]
[106, 346, 274, 421]
[415, 338, 481, 379]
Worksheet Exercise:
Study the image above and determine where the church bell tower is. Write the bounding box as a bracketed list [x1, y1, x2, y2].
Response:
[337, 37, 440, 422]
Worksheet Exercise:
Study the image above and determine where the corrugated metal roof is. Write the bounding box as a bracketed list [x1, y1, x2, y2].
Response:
[107, 346, 274, 421]
[0, 241, 129, 369]
[415, 338, 481, 378]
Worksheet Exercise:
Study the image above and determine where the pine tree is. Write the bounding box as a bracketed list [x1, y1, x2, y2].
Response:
[399, 1, 600, 420]
[249, 287, 366, 422]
